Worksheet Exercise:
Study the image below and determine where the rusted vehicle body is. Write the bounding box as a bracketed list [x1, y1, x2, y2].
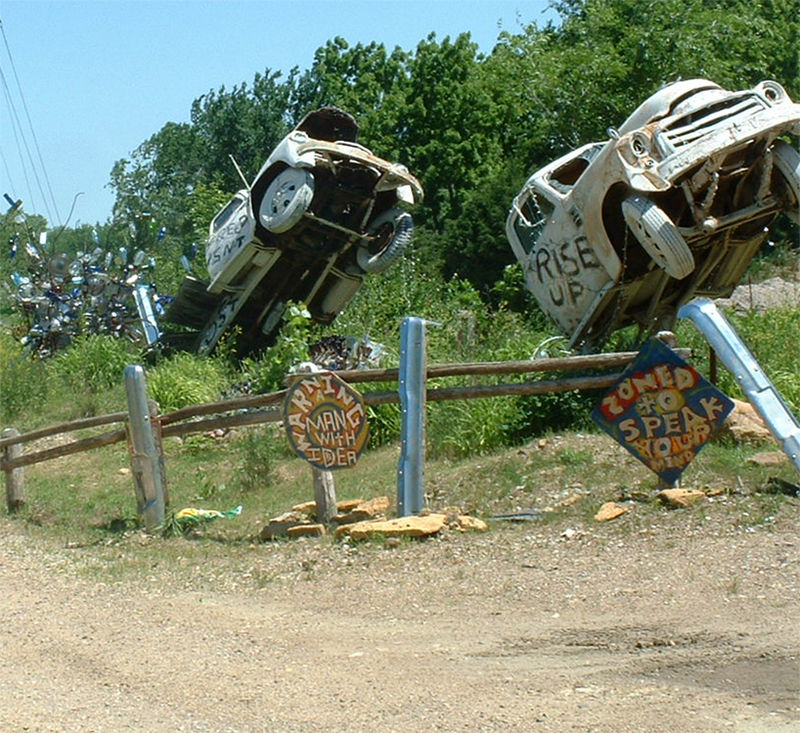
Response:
[506, 79, 800, 351]
[165, 107, 423, 356]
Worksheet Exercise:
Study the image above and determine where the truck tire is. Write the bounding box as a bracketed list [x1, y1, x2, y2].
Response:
[621, 194, 694, 280]
[773, 140, 800, 224]
[356, 208, 413, 274]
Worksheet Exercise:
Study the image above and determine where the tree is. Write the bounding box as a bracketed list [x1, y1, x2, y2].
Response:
[104, 1, 799, 306]
[398, 33, 500, 233]
[488, 0, 799, 169]
[190, 69, 297, 188]
[291, 37, 411, 157]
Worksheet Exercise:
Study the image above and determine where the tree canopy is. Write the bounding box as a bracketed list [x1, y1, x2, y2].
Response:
[7, 0, 796, 304]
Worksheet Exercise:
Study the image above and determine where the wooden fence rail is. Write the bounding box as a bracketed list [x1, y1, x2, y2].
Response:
[1, 427, 128, 471]
[0, 412, 128, 449]
[1, 348, 690, 478]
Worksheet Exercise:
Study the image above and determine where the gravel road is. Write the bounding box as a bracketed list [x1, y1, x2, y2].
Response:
[1, 492, 798, 733]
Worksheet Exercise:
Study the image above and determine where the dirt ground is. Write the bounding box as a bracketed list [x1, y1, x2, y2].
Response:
[2, 274, 797, 733]
[1, 485, 798, 733]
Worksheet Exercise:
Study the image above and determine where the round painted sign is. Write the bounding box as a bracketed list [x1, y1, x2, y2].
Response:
[283, 372, 368, 470]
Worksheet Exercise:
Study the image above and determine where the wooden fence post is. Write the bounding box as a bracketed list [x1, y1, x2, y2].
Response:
[2, 428, 25, 512]
[312, 467, 337, 525]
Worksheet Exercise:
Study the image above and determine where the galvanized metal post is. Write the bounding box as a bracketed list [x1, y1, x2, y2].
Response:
[124, 365, 165, 531]
[397, 317, 428, 516]
[148, 398, 169, 507]
[133, 284, 160, 345]
[679, 298, 800, 473]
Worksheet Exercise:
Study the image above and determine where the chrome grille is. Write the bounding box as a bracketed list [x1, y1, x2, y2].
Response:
[660, 94, 767, 149]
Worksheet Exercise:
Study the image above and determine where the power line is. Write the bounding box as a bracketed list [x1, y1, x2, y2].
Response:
[0, 70, 38, 212]
[0, 138, 14, 186]
[0, 17, 62, 225]
[0, 16, 62, 226]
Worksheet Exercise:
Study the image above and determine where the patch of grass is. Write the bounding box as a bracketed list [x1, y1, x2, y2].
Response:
[4, 423, 797, 593]
[556, 448, 593, 467]
[733, 492, 788, 528]
[725, 575, 741, 596]
[15, 416, 798, 547]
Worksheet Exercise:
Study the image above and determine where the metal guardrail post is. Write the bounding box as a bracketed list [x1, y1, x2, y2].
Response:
[679, 298, 800, 473]
[397, 316, 431, 516]
[133, 284, 160, 345]
[124, 365, 165, 531]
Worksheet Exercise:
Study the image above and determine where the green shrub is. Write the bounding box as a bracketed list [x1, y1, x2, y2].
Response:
[333, 254, 460, 349]
[240, 303, 313, 393]
[0, 332, 50, 425]
[231, 425, 281, 492]
[39, 335, 134, 418]
[427, 396, 517, 459]
[364, 401, 402, 448]
[147, 352, 229, 412]
[50, 334, 135, 392]
[503, 388, 601, 443]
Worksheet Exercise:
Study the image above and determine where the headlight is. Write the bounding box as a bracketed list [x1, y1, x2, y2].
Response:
[758, 81, 786, 104]
[629, 131, 652, 159]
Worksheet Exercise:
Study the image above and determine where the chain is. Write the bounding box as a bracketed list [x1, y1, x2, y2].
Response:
[599, 223, 630, 349]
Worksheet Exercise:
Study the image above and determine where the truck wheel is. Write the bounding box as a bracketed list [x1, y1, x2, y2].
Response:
[772, 140, 800, 224]
[258, 168, 314, 233]
[621, 194, 694, 280]
[356, 208, 413, 273]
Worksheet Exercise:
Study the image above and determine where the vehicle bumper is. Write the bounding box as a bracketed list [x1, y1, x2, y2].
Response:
[618, 106, 800, 192]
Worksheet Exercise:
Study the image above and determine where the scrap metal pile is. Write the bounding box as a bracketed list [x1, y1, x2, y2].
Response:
[8, 238, 165, 358]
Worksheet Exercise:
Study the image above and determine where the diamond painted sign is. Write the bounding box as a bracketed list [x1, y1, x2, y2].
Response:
[591, 339, 734, 483]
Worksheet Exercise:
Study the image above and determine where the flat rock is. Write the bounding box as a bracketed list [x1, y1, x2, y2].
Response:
[747, 451, 788, 466]
[293, 498, 367, 515]
[341, 514, 448, 540]
[338, 512, 488, 540]
[715, 276, 800, 312]
[334, 496, 391, 524]
[291, 501, 318, 515]
[656, 489, 707, 509]
[453, 515, 488, 532]
[286, 523, 326, 538]
[720, 399, 774, 445]
[260, 510, 313, 540]
[594, 502, 629, 522]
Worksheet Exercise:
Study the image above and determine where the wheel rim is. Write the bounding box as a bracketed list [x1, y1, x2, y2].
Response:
[267, 178, 300, 216]
[259, 168, 314, 232]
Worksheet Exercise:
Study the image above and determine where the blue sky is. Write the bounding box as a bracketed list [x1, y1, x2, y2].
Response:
[0, 0, 555, 227]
